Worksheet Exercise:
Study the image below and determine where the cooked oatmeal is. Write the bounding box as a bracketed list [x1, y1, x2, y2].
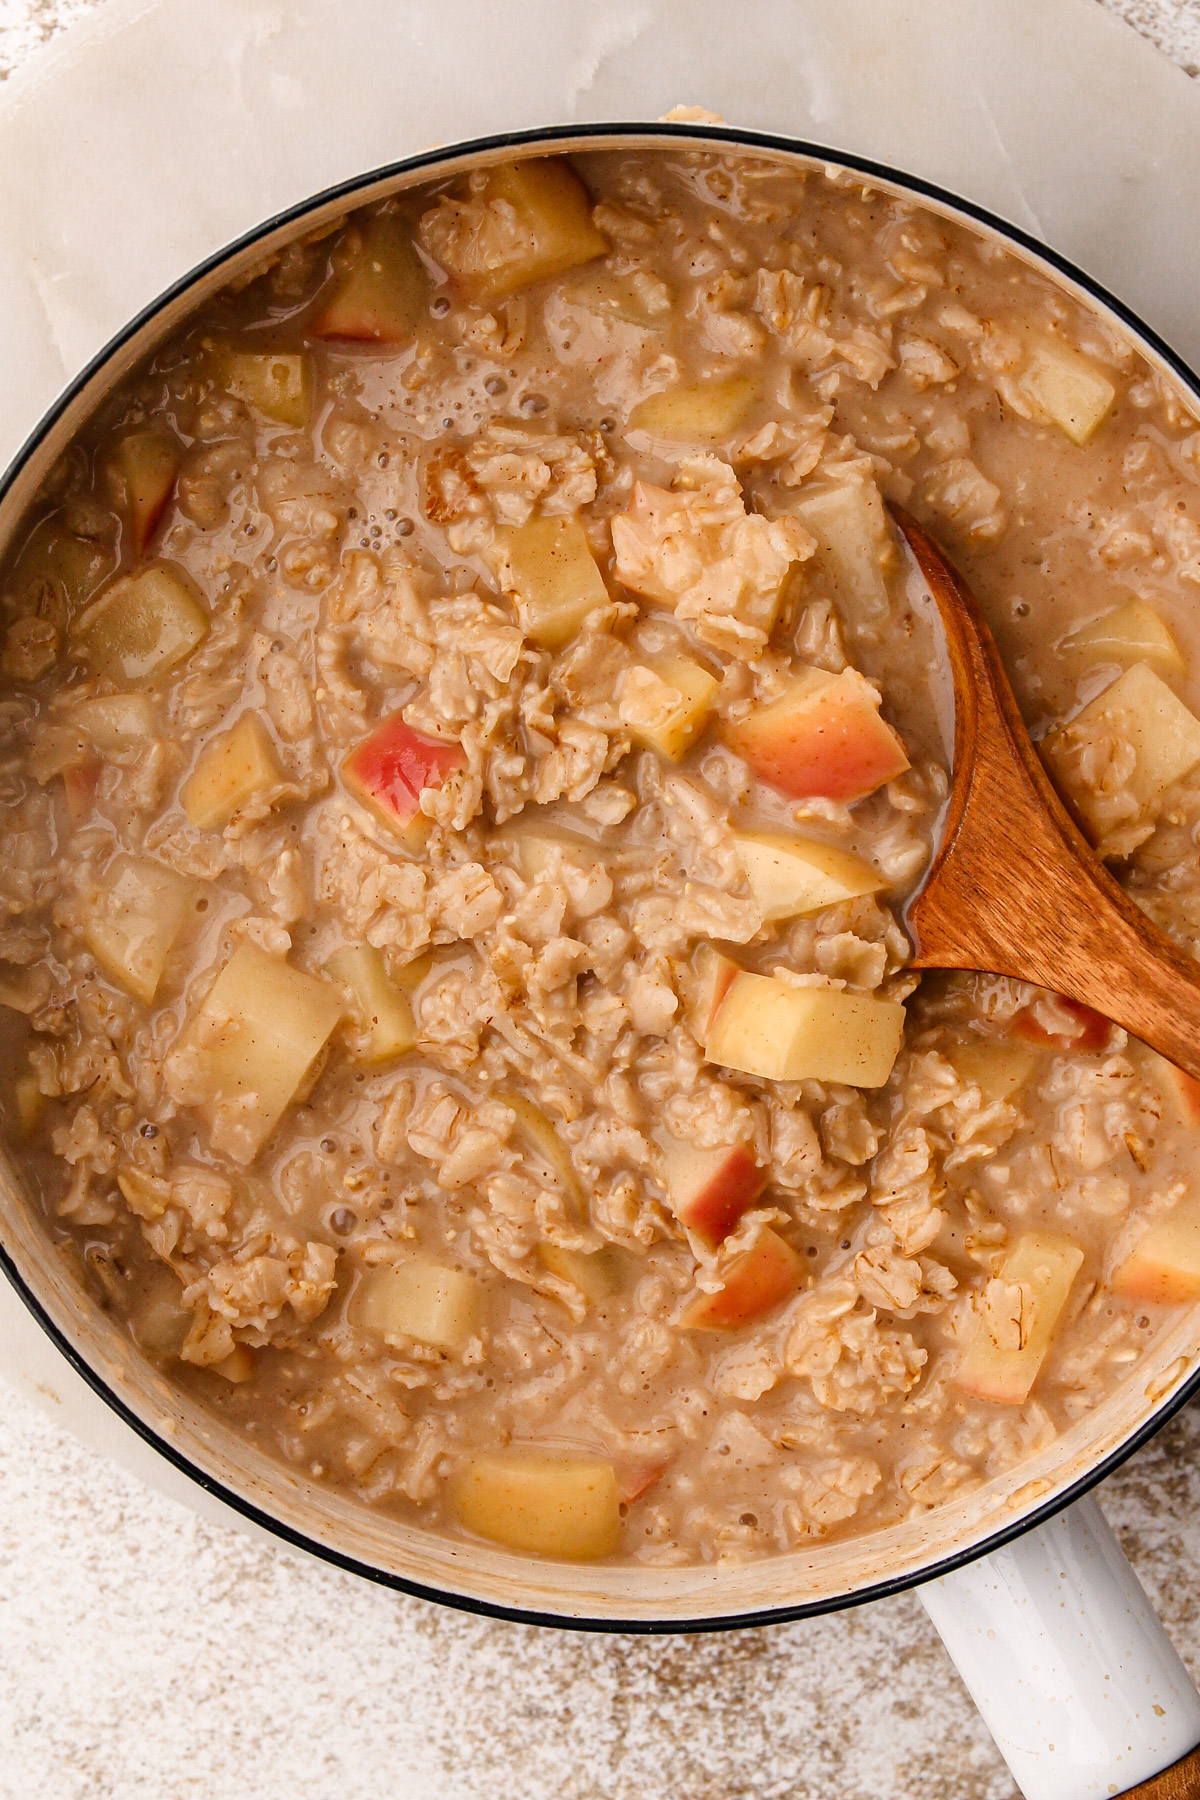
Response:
[3, 145, 1200, 1565]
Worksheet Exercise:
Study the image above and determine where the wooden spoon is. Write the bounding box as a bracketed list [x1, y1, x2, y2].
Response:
[893, 506, 1200, 1079]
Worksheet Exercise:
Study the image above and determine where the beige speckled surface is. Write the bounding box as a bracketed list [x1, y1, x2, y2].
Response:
[3, 3, 1200, 1796]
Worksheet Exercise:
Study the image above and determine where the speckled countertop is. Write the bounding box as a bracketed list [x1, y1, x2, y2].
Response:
[4, 3, 1200, 1797]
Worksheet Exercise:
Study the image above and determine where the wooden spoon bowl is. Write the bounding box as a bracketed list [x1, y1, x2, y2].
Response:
[893, 507, 1200, 1079]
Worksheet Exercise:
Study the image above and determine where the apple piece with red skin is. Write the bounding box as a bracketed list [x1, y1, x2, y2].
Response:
[724, 666, 909, 802]
[1013, 996, 1110, 1053]
[62, 759, 102, 824]
[1110, 1201, 1200, 1306]
[660, 1138, 767, 1249]
[103, 430, 180, 558]
[680, 1227, 805, 1330]
[686, 943, 739, 1043]
[616, 1458, 669, 1505]
[312, 213, 427, 342]
[342, 713, 464, 846]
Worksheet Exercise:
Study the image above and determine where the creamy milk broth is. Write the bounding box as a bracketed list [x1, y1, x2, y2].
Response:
[1, 146, 1199, 1565]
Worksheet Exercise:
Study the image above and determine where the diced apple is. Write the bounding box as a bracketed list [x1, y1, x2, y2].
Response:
[509, 824, 599, 882]
[182, 713, 285, 831]
[102, 430, 180, 557]
[1111, 1201, 1200, 1306]
[538, 1242, 622, 1303]
[731, 831, 885, 922]
[488, 516, 609, 649]
[628, 375, 759, 442]
[660, 1138, 767, 1249]
[500, 1089, 583, 1206]
[444, 159, 608, 305]
[616, 1458, 668, 1504]
[169, 941, 342, 1163]
[69, 693, 156, 751]
[342, 713, 464, 847]
[62, 758, 102, 824]
[619, 653, 718, 760]
[1062, 600, 1186, 679]
[73, 563, 209, 685]
[213, 1345, 256, 1384]
[211, 345, 312, 427]
[350, 1258, 481, 1352]
[326, 943, 416, 1064]
[1017, 339, 1116, 446]
[83, 854, 195, 1004]
[450, 1448, 621, 1560]
[680, 1227, 805, 1329]
[313, 211, 428, 341]
[724, 665, 910, 802]
[1144, 1049, 1200, 1127]
[946, 1036, 1042, 1105]
[686, 944, 740, 1041]
[1013, 996, 1111, 1053]
[13, 1070, 47, 1139]
[793, 479, 893, 618]
[11, 519, 114, 619]
[957, 1231, 1084, 1404]
[1045, 662, 1200, 853]
[705, 971, 905, 1088]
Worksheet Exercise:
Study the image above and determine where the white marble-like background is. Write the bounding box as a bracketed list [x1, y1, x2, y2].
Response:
[4, 4, 1200, 1797]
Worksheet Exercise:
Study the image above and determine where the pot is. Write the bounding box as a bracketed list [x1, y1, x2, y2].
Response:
[3, 122, 1199, 1800]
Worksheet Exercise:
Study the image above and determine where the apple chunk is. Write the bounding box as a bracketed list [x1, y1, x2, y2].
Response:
[1013, 996, 1110, 1054]
[350, 1259, 480, 1352]
[1111, 1202, 1200, 1307]
[451, 1448, 621, 1560]
[83, 854, 195, 1004]
[946, 1036, 1042, 1105]
[101, 430, 179, 557]
[439, 159, 608, 305]
[182, 713, 285, 831]
[312, 212, 427, 341]
[705, 971, 905, 1088]
[538, 1242, 622, 1303]
[956, 1231, 1084, 1405]
[680, 1228, 805, 1329]
[74, 564, 209, 685]
[793, 478, 893, 619]
[1144, 1049, 1200, 1128]
[619, 652, 718, 760]
[326, 943, 416, 1064]
[1041, 662, 1200, 855]
[660, 1138, 767, 1249]
[211, 345, 311, 427]
[1062, 600, 1186, 680]
[487, 516, 609, 649]
[731, 831, 885, 922]
[1017, 339, 1116, 446]
[628, 376, 759, 442]
[168, 941, 342, 1163]
[500, 1089, 583, 1207]
[686, 943, 740, 1042]
[724, 666, 909, 802]
[342, 713, 463, 847]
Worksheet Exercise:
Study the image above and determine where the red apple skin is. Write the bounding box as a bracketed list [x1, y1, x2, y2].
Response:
[616, 1459, 669, 1505]
[680, 1228, 805, 1329]
[128, 453, 179, 558]
[725, 672, 909, 803]
[664, 1141, 767, 1249]
[694, 948, 738, 1040]
[1013, 997, 1110, 1053]
[1159, 1061, 1200, 1126]
[62, 760, 102, 824]
[342, 715, 463, 840]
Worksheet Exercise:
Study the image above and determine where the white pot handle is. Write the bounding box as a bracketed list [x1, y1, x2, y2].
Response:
[920, 1493, 1200, 1800]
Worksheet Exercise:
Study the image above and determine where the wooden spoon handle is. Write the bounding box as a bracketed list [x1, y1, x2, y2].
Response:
[896, 508, 1200, 1079]
[1116, 1743, 1200, 1800]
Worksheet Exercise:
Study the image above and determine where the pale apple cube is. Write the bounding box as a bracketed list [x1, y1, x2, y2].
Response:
[1111, 1201, 1200, 1307]
[619, 653, 719, 759]
[957, 1231, 1084, 1404]
[74, 564, 209, 685]
[441, 159, 609, 305]
[1018, 340, 1116, 446]
[538, 1242, 622, 1303]
[488, 516, 609, 649]
[170, 941, 342, 1163]
[501, 1088, 583, 1205]
[351, 1259, 480, 1353]
[1041, 662, 1200, 850]
[1062, 600, 1186, 679]
[685, 943, 740, 1041]
[326, 943, 416, 1064]
[182, 713, 284, 831]
[83, 854, 195, 1004]
[705, 970, 905, 1088]
[451, 1449, 621, 1560]
[628, 375, 758, 442]
[213, 346, 312, 427]
[101, 430, 179, 557]
[509, 825, 599, 882]
[70, 693, 156, 752]
[793, 478, 893, 617]
[946, 1036, 1042, 1106]
[731, 831, 885, 922]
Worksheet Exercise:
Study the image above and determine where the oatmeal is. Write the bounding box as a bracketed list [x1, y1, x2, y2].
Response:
[3, 146, 1200, 1565]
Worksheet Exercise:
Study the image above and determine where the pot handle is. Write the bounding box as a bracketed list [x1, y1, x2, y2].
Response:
[919, 1493, 1200, 1800]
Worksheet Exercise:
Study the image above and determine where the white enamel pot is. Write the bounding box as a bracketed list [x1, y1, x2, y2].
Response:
[3, 122, 1200, 1800]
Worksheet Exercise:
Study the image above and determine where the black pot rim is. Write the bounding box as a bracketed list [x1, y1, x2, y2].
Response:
[4, 117, 1199, 1637]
